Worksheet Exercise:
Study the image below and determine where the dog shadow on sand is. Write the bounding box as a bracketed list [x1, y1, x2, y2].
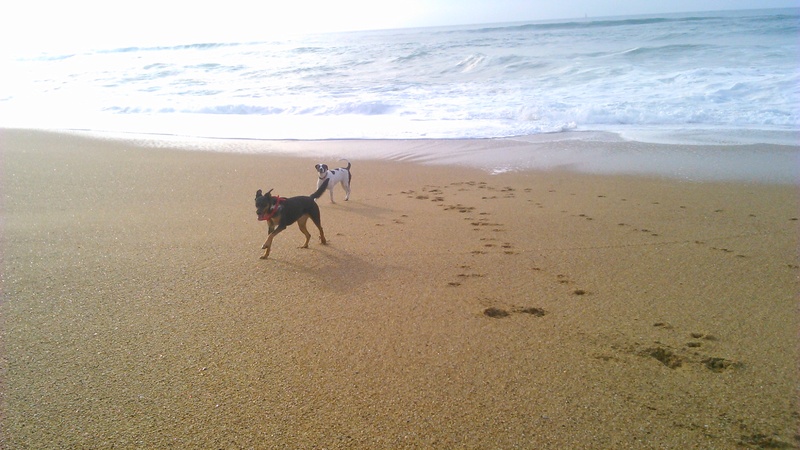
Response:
[319, 198, 394, 222]
[265, 243, 395, 293]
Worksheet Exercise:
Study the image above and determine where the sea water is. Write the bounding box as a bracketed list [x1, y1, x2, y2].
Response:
[1, 8, 798, 180]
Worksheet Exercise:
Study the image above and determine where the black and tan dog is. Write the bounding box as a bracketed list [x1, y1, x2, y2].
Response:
[254, 179, 329, 259]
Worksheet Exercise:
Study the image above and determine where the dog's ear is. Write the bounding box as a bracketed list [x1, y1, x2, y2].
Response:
[265, 189, 273, 198]
[255, 189, 262, 199]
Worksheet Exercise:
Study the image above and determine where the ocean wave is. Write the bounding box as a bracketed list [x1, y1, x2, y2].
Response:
[196, 105, 286, 115]
[392, 50, 431, 63]
[447, 53, 487, 73]
[620, 44, 712, 58]
[333, 102, 397, 115]
[3, 8, 796, 142]
[26, 53, 76, 62]
[291, 46, 326, 54]
[95, 41, 245, 56]
[109, 101, 401, 117]
[464, 16, 714, 35]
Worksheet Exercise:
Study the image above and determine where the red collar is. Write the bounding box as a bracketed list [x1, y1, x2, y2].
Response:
[259, 196, 285, 221]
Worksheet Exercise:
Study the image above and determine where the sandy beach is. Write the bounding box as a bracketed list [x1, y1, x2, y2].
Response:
[1, 128, 798, 448]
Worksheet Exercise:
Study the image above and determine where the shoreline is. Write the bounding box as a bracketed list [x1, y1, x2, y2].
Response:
[21, 126, 800, 184]
[2, 128, 798, 447]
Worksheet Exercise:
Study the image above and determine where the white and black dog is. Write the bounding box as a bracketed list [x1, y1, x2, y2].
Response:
[315, 159, 352, 203]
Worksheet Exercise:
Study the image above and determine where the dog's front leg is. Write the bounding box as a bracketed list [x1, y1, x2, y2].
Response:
[261, 226, 285, 259]
[261, 234, 274, 259]
[261, 221, 277, 258]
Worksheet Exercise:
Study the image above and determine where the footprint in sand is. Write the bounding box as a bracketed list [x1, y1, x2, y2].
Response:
[531, 270, 590, 296]
[631, 325, 740, 372]
[636, 228, 659, 236]
[708, 245, 747, 258]
[443, 204, 475, 213]
[516, 307, 546, 316]
[646, 347, 685, 369]
[470, 219, 503, 227]
[690, 331, 718, 341]
[457, 273, 485, 279]
[483, 306, 546, 319]
[702, 357, 740, 372]
[739, 434, 794, 448]
[483, 307, 510, 318]
[501, 187, 516, 198]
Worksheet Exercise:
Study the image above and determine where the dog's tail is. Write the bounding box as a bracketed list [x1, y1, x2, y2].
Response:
[311, 178, 330, 199]
[339, 158, 352, 184]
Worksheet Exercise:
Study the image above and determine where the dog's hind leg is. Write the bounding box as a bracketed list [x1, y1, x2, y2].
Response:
[296, 215, 312, 248]
[343, 178, 351, 201]
[308, 210, 326, 245]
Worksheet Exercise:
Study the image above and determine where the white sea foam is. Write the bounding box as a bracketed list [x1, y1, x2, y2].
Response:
[1, 8, 797, 145]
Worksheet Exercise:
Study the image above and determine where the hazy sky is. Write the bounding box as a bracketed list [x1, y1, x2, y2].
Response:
[2, 0, 797, 54]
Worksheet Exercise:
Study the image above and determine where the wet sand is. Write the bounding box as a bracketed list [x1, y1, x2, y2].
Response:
[2, 129, 798, 448]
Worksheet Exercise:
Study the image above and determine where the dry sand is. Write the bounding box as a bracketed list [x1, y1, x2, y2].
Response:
[1, 129, 798, 448]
